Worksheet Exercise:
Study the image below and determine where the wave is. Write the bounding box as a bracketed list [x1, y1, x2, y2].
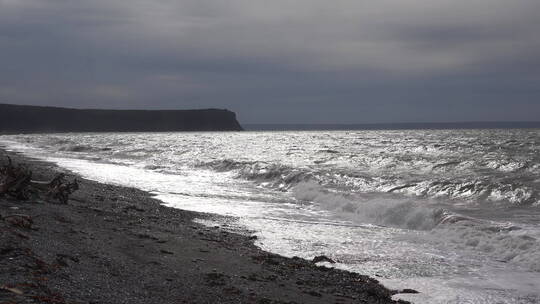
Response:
[292, 181, 442, 230]
[197, 159, 258, 171]
[428, 222, 540, 272]
[11, 136, 110, 154]
[143, 164, 166, 170]
[432, 161, 461, 170]
[58, 144, 96, 152]
[198, 160, 314, 190]
[292, 181, 540, 272]
[388, 180, 539, 206]
[196, 159, 540, 206]
[290, 181, 500, 231]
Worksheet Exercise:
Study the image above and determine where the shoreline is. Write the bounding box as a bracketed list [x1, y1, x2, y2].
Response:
[0, 148, 408, 304]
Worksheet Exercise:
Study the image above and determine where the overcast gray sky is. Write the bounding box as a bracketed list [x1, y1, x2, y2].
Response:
[1, 0, 539, 123]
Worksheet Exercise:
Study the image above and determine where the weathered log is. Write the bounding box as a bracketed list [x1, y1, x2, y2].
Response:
[45, 176, 79, 204]
[1, 157, 78, 203]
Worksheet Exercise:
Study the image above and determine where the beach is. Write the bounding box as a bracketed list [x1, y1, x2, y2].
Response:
[0, 149, 404, 304]
[3, 129, 539, 303]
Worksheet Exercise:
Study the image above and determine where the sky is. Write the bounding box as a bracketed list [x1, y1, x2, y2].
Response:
[1, 0, 539, 124]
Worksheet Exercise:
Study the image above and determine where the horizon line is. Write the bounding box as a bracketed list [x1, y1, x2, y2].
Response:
[244, 121, 540, 125]
[243, 121, 540, 131]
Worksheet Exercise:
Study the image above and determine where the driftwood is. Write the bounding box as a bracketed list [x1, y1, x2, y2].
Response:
[0, 156, 32, 200]
[0, 156, 78, 204]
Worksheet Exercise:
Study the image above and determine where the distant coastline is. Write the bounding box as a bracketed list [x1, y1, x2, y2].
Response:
[0, 103, 243, 133]
[244, 121, 540, 131]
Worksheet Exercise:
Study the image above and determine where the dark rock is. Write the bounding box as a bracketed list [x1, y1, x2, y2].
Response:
[123, 205, 145, 212]
[399, 289, 420, 294]
[312, 255, 336, 264]
[205, 272, 227, 286]
[223, 286, 242, 295]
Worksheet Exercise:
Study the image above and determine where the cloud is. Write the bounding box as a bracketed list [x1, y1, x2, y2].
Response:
[0, 0, 539, 122]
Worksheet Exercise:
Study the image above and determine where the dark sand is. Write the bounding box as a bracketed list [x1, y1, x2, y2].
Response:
[0, 149, 409, 304]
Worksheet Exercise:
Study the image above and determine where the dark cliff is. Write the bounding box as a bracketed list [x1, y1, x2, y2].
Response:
[0, 104, 243, 133]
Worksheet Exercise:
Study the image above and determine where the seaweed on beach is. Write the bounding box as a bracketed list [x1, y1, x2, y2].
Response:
[0, 156, 78, 203]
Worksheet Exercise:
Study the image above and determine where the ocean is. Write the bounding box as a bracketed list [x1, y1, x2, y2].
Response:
[2, 129, 540, 303]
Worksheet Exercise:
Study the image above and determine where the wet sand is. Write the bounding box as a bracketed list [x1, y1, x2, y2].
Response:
[0, 149, 408, 304]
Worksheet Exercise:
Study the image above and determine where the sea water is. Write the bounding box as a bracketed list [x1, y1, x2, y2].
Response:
[2, 129, 540, 303]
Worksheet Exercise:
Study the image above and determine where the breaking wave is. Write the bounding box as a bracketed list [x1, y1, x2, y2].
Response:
[292, 181, 441, 230]
[292, 181, 540, 272]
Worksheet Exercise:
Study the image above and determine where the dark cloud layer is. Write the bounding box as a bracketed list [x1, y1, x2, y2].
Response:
[1, 0, 539, 123]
